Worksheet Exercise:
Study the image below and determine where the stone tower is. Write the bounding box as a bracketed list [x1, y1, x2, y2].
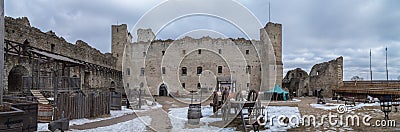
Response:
[137, 29, 155, 42]
[111, 24, 131, 71]
[264, 22, 283, 87]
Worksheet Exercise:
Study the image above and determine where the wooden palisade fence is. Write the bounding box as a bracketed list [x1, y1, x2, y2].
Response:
[54, 92, 110, 120]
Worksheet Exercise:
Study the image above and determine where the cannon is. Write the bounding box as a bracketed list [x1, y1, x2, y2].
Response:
[48, 118, 69, 132]
[345, 97, 356, 106]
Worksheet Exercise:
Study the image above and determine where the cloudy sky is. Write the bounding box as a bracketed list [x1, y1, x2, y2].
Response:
[5, 0, 400, 80]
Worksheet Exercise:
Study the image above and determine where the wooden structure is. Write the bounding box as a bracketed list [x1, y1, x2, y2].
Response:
[2, 96, 38, 132]
[4, 39, 121, 122]
[54, 92, 110, 120]
[334, 81, 400, 98]
[0, 107, 24, 132]
[4, 39, 121, 94]
[215, 90, 266, 131]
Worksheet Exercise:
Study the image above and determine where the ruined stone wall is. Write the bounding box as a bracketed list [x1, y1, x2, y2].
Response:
[5, 17, 117, 69]
[309, 56, 343, 97]
[4, 17, 122, 91]
[282, 68, 309, 97]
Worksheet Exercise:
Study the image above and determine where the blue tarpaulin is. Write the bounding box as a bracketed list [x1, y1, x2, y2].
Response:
[265, 84, 289, 100]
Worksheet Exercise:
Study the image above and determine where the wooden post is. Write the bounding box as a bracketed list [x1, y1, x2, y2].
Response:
[0, 0, 4, 105]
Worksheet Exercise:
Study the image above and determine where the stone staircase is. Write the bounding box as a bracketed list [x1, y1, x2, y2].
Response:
[30, 90, 49, 104]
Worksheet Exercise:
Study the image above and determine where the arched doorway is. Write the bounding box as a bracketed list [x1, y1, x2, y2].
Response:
[8, 65, 29, 92]
[159, 83, 168, 96]
[111, 81, 115, 88]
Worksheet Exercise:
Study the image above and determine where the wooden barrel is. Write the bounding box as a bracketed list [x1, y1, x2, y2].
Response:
[38, 104, 53, 123]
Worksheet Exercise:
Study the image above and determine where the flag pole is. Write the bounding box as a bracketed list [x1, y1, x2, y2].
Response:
[268, 2, 271, 22]
[370, 49, 372, 83]
[386, 47, 389, 86]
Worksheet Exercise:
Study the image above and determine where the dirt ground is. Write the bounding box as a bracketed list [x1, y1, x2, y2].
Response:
[291, 97, 400, 131]
[71, 96, 400, 131]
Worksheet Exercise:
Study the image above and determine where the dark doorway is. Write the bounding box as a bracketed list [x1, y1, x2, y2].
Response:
[8, 65, 29, 92]
[84, 71, 90, 88]
[111, 81, 115, 88]
[159, 83, 168, 96]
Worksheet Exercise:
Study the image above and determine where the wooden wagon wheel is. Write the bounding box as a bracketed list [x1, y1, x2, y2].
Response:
[247, 89, 258, 101]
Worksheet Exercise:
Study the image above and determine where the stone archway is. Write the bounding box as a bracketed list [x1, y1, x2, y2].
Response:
[8, 65, 29, 92]
[159, 83, 168, 96]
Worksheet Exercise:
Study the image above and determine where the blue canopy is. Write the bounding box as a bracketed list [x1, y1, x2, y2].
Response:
[265, 84, 289, 100]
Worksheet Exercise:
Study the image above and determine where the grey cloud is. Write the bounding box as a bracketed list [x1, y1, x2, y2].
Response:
[5, 0, 400, 81]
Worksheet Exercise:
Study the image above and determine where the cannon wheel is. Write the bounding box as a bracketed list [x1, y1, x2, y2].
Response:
[247, 89, 258, 101]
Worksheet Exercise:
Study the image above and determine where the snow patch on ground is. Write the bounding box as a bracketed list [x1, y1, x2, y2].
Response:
[37, 103, 161, 131]
[311, 102, 380, 111]
[73, 116, 151, 132]
[310, 103, 341, 110]
[262, 106, 301, 131]
[168, 106, 236, 131]
[37, 123, 48, 131]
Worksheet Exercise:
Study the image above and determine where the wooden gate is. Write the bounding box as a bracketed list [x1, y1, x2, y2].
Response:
[110, 92, 122, 110]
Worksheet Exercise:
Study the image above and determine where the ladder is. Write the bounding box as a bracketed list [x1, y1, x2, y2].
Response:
[30, 90, 50, 104]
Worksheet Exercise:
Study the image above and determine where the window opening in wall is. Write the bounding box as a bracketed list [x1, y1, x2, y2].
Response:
[198, 49, 201, 54]
[51, 44, 55, 52]
[246, 65, 251, 74]
[218, 66, 222, 73]
[140, 68, 145, 76]
[162, 51, 165, 56]
[182, 67, 187, 76]
[246, 50, 249, 55]
[162, 67, 166, 74]
[197, 67, 202, 74]
[126, 68, 130, 75]
[218, 49, 222, 54]
[182, 83, 185, 89]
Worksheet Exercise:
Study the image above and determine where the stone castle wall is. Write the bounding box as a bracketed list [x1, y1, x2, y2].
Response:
[118, 22, 283, 96]
[5, 17, 117, 69]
